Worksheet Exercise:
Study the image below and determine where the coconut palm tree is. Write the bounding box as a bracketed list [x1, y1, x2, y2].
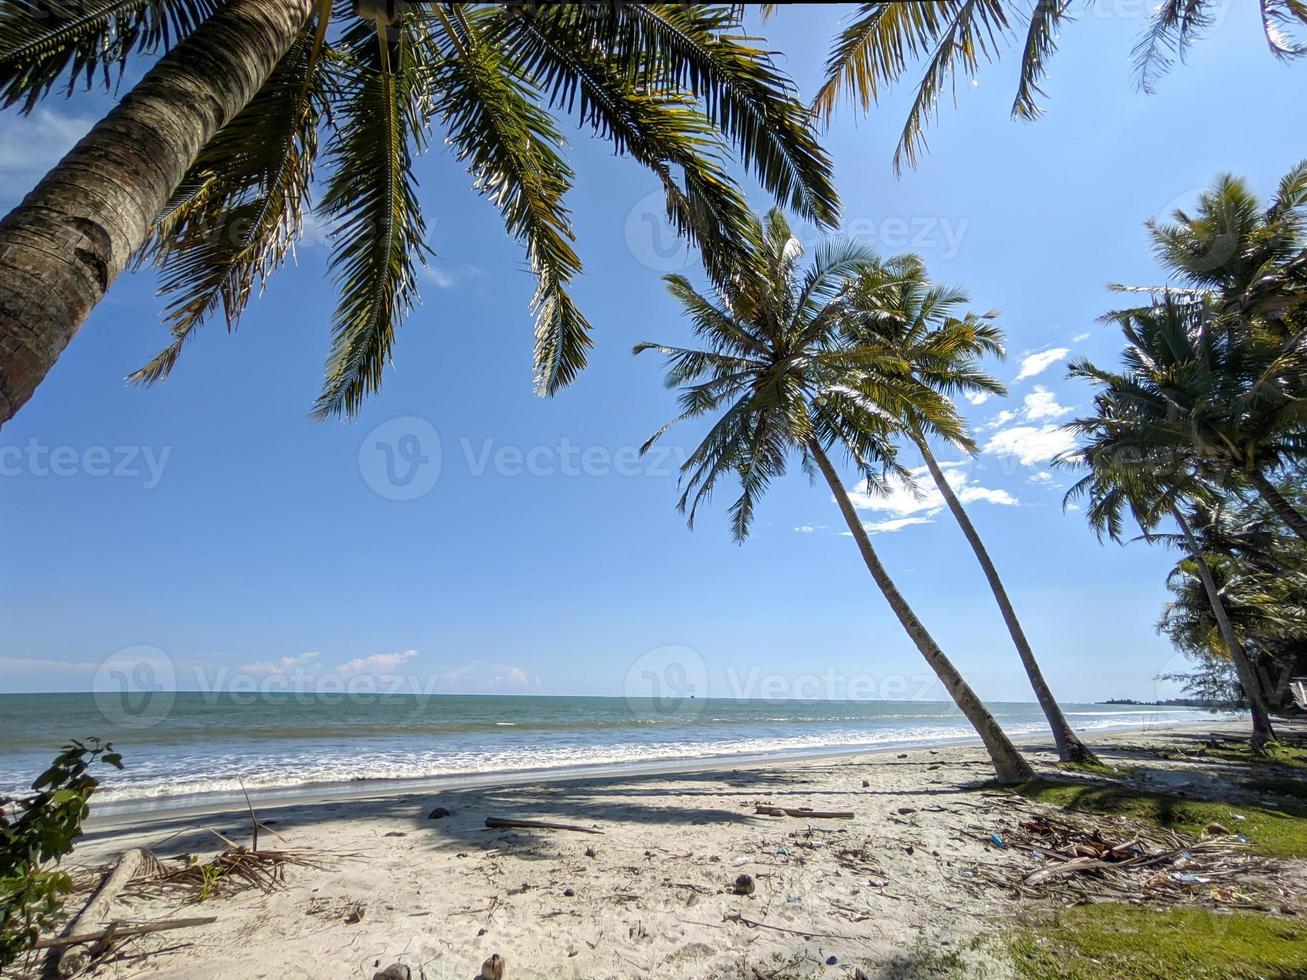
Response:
[636, 209, 1035, 784]
[808, 1, 1307, 173]
[1111, 164, 1307, 540]
[1060, 309, 1279, 749]
[0, 3, 838, 427]
[844, 255, 1097, 763]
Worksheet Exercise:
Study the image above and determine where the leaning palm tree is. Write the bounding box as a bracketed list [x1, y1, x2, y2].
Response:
[0, 2, 838, 426]
[808, 1, 1307, 173]
[844, 255, 1097, 763]
[1060, 332, 1279, 750]
[636, 210, 1035, 784]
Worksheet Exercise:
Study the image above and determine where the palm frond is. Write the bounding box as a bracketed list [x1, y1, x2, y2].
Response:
[130, 22, 331, 384]
[312, 16, 431, 420]
[0, 0, 219, 111]
[1011, 0, 1070, 120]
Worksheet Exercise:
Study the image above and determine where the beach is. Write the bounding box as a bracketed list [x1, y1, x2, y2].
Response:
[51, 718, 1292, 980]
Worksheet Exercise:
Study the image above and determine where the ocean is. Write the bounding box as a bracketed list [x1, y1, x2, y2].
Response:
[0, 693, 1224, 815]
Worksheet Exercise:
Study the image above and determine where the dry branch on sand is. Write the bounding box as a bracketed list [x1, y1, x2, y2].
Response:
[963, 805, 1294, 912]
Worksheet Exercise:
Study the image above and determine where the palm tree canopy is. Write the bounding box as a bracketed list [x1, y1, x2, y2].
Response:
[841, 253, 1006, 453]
[636, 209, 967, 541]
[0, 2, 839, 418]
[809, 1, 1307, 173]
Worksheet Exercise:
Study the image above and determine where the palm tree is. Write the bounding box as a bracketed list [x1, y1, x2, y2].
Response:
[1112, 163, 1307, 540]
[808, 2, 1307, 173]
[1159, 498, 1307, 713]
[844, 255, 1097, 763]
[0, 3, 838, 427]
[1060, 316, 1279, 750]
[636, 210, 1035, 784]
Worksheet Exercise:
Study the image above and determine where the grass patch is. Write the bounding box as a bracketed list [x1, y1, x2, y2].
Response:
[1056, 758, 1131, 778]
[1009, 904, 1307, 979]
[1206, 741, 1307, 770]
[1241, 776, 1307, 802]
[1014, 779, 1307, 859]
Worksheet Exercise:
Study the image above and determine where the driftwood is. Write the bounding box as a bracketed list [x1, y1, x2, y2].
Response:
[484, 817, 602, 835]
[57, 848, 151, 976]
[755, 805, 854, 820]
[36, 917, 216, 951]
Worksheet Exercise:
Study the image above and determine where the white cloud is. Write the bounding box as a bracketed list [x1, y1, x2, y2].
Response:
[983, 425, 1076, 465]
[982, 408, 1017, 431]
[431, 660, 533, 692]
[793, 525, 816, 534]
[339, 649, 418, 676]
[843, 516, 935, 536]
[1029, 471, 1056, 485]
[1072, 332, 1091, 343]
[1014, 347, 1070, 382]
[1022, 385, 1072, 422]
[0, 109, 93, 184]
[240, 651, 321, 675]
[845, 459, 1018, 529]
[964, 391, 992, 406]
[422, 263, 481, 289]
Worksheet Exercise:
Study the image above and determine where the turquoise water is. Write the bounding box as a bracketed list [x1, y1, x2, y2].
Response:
[0, 693, 1220, 812]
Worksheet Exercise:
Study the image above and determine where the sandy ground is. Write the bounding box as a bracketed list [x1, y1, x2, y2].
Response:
[39, 721, 1269, 980]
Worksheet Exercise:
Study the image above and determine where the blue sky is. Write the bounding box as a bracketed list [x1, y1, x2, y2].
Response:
[1, 2, 1303, 704]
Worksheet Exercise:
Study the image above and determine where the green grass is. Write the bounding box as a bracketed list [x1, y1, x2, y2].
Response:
[1206, 741, 1307, 770]
[1014, 779, 1307, 859]
[1008, 905, 1307, 979]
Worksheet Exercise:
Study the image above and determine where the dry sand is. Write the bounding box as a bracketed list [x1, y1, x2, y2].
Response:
[57, 722, 1256, 979]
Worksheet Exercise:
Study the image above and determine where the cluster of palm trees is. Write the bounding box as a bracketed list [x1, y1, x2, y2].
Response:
[637, 209, 1105, 783]
[1, 4, 1305, 782]
[1056, 163, 1307, 752]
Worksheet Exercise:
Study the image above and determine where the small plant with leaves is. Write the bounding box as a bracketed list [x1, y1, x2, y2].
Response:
[0, 738, 123, 968]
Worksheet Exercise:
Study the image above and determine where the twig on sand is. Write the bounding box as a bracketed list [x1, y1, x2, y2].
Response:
[755, 806, 854, 819]
[35, 917, 217, 952]
[484, 817, 603, 835]
[684, 911, 864, 942]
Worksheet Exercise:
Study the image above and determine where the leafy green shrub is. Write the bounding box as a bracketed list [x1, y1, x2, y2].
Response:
[0, 739, 122, 968]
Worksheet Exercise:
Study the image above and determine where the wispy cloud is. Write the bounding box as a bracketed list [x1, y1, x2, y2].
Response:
[239, 651, 321, 675]
[421, 263, 481, 289]
[431, 660, 533, 691]
[1014, 347, 1070, 382]
[0, 109, 93, 185]
[843, 515, 935, 536]
[837, 459, 1017, 533]
[1072, 332, 1091, 343]
[964, 390, 992, 406]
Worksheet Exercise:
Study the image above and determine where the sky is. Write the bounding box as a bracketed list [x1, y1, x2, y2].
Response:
[1, 2, 1304, 705]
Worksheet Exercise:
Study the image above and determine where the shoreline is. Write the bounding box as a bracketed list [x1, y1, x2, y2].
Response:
[84, 715, 1236, 830]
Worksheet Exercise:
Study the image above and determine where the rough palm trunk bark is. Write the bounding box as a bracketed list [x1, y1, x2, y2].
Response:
[808, 438, 1035, 784]
[0, 0, 315, 428]
[1172, 507, 1277, 750]
[1250, 472, 1307, 543]
[915, 438, 1097, 764]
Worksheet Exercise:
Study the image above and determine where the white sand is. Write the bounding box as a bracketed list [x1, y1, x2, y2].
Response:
[57, 722, 1250, 979]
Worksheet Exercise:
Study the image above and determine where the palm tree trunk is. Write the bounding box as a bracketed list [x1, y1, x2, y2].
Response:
[808, 438, 1035, 784]
[1249, 472, 1307, 543]
[1172, 507, 1276, 750]
[0, 0, 314, 428]
[915, 438, 1097, 765]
